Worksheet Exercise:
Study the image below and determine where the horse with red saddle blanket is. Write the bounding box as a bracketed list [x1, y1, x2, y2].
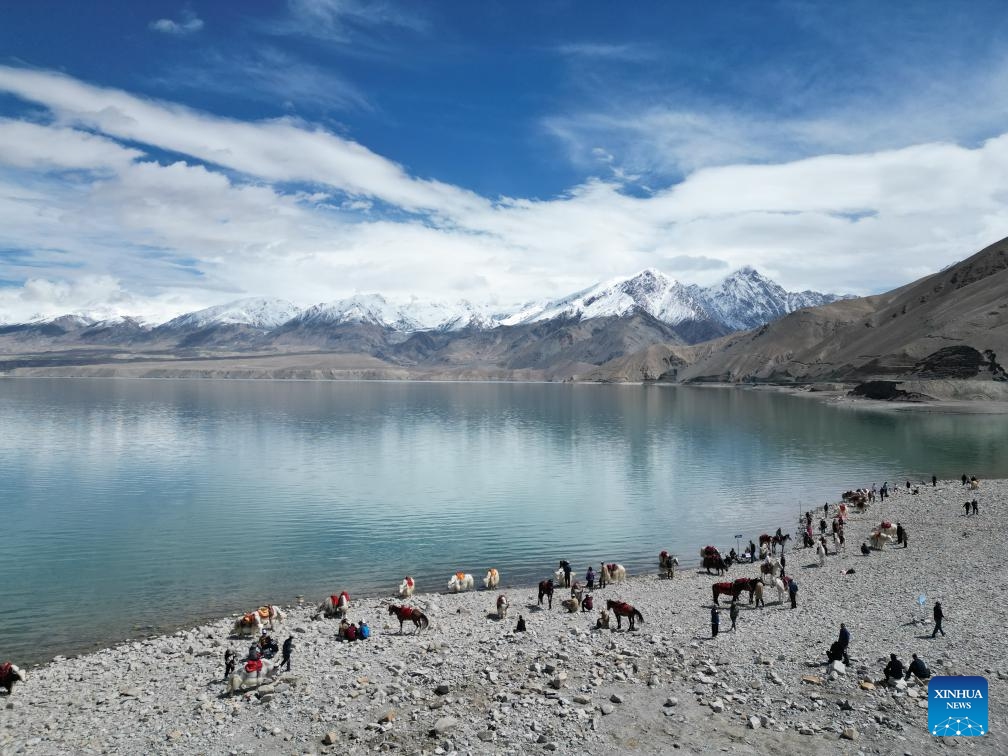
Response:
[605, 599, 643, 630]
[387, 604, 429, 633]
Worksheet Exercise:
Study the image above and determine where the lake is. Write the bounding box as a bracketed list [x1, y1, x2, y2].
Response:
[2, 378, 1005, 664]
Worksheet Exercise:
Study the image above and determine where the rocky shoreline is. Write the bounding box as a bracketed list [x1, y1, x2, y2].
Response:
[2, 480, 1005, 755]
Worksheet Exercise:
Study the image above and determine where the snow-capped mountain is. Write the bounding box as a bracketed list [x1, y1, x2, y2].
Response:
[162, 298, 301, 331]
[501, 269, 714, 326]
[291, 294, 499, 333]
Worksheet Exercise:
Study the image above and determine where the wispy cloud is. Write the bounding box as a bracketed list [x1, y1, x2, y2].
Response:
[553, 42, 657, 63]
[275, 0, 426, 42]
[149, 8, 204, 36]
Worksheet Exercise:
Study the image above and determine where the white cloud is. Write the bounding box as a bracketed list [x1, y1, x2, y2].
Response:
[149, 9, 204, 35]
[0, 66, 1007, 323]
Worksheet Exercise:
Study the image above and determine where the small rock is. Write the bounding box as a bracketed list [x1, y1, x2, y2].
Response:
[166, 730, 183, 741]
[859, 681, 876, 691]
[841, 727, 859, 741]
[709, 698, 724, 713]
[379, 710, 396, 724]
[434, 683, 450, 695]
[601, 703, 615, 715]
[748, 716, 761, 729]
[478, 731, 495, 742]
[801, 675, 822, 685]
[664, 697, 679, 707]
[431, 717, 458, 736]
[573, 694, 591, 705]
[828, 661, 846, 675]
[323, 730, 339, 745]
[610, 693, 623, 704]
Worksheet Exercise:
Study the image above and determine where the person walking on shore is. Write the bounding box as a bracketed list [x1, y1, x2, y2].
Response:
[729, 599, 739, 631]
[281, 635, 294, 671]
[788, 578, 798, 609]
[972, 499, 979, 515]
[962, 473, 968, 486]
[964, 501, 971, 516]
[779, 553, 786, 573]
[932, 601, 946, 638]
[896, 522, 905, 547]
[932, 475, 937, 487]
[585, 565, 595, 591]
[711, 606, 720, 638]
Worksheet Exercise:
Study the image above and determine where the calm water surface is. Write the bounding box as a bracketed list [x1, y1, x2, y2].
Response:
[2, 378, 1006, 664]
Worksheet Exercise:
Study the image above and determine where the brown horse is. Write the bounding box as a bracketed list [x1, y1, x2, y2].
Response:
[711, 581, 737, 604]
[733, 576, 762, 603]
[387, 604, 429, 633]
[538, 579, 554, 609]
[605, 599, 644, 630]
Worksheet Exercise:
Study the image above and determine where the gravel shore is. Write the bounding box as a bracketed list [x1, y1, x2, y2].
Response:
[2, 479, 1005, 755]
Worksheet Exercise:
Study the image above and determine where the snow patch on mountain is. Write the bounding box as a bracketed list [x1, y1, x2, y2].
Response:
[293, 295, 499, 332]
[164, 298, 302, 330]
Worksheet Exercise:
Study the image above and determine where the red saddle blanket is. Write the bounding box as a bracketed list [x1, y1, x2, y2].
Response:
[0, 662, 10, 679]
[244, 659, 263, 674]
[613, 602, 632, 614]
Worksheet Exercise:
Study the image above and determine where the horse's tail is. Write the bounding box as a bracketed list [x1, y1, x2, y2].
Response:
[418, 612, 430, 631]
[634, 609, 644, 626]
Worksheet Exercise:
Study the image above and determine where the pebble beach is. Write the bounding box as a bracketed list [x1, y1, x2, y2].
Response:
[2, 479, 1005, 755]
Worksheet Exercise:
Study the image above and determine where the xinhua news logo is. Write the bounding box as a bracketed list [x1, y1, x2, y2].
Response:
[929, 675, 988, 737]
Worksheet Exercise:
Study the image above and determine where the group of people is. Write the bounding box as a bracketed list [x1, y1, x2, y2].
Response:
[826, 622, 935, 686]
[224, 630, 294, 678]
[337, 618, 371, 642]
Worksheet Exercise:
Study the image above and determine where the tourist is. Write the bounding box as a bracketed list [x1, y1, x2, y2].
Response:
[881, 482, 888, 500]
[515, 615, 526, 632]
[932, 475, 937, 487]
[259, 630, 278, 658]
[972, 499, 979, 515]
[823, 502, 828, 517]
[585, 565, 595, 591]
[779, 553, 786, 573]
[598, 562, 607, 589]
[896, 522, 905, 546]
[905, 653, 931, 682]
[819, 518, 827, 535]
[837, 623, 851, 664]
[711, 605, 720, 638]
[906, 480, 911, 490]
[805, 511, 812, 528]
[281, 636, 293, 671]
[358, 620, 370, 640]
[884, 653, 905, 684]
[932, 601, 946, 638]
[861, 542, 871, 556]
[964, 500, 971, 516]
[559, 560, 572, 588]
[788, 578, 798, 609]
[729, 599, 739, 631]
[581, 594, 593, 612]
[224, 648, 236, 679]
[754, 581, 764, 609]
[338, 618, 350, 640]
[839, 529, 845, 550]
[749, 540, 757, 560]
[345, 621, 357, 642]
[246, 643, 261, 662]
[962, 473, 968, 486]
[901, 526, 908, 549]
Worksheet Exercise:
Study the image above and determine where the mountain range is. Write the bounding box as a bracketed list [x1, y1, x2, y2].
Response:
[0, 267, 845, 350]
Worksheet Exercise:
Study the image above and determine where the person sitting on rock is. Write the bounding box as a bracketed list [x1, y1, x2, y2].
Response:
[337, 618, 350, 640]
[905, 653, 930, 682]
[345, 621, 358, 642]
[883, 654, 905, 684]
[581, 594, 593, 612]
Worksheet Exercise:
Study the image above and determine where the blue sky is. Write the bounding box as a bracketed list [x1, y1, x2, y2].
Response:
[2, 1, 1008, 321]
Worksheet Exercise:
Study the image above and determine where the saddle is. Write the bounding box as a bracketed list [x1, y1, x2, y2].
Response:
[398, 606, 414, 620]
[0, 662, 10, 679]
[455, 572, 466, 582]
[256, 606, 272, 620]
[244, 659, 263, 674]
[606, 563, 618, 573]
[241, 612, 257, 625]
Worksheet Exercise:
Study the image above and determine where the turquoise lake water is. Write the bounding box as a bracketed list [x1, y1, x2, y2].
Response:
[2, 378, 1005, 664]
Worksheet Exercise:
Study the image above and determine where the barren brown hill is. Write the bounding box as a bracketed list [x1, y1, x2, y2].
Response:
[672, 236, 1008, 385]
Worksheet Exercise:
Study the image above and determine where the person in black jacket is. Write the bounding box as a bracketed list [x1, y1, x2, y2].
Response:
[281, 635, 294, 671]
[559, 560, 572, 588]
[884, 653, 905, 683]
[905, 653, 930, 681]
[837, 623, 851, 664]
[932, 601, 946, 638]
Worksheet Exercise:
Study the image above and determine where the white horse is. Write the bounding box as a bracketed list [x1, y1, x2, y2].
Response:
[773, 578, 786, 603]
[233, 605, 285, 636]
[448, 572, 474, 592]
[760, 557, 782, 579]
[483, 568, 500, 590]
[603, 563, 626, 584]
[313, 592, 349, 619]
[816, 542, 826, 567]
[226, 657, 281, 694]
[870, 532, 893, 550]
[496, 594, 508, 620]
[553, 567, 566, 585]
[398, 576, 416, 598]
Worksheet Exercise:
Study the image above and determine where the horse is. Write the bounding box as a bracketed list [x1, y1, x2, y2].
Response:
[0, 663, 26, 694]
[711, 581, 736, 605]
[398, 576, 416, 598]
[606, 599, 644, 630]
[388, 604, 429, 633]
[659, 550, 679, 579]
[538, 579, 554, 609]
[483, 568, 500, 590]
[760, 533, 790, 554]
[226, 657, 281, 695]
[603, 563, 626, 584]
[734, 576, 762, 604]
[760, 558, 781, 579]
[496, 594, 509, 620]
[700, 546, 728, 575]
[313, 592, 349, 620]
[554, 567, 566, 585]
[561, 597, 579, 613]
[773, 577, 786, 603]
[816, 542, 826, 567]
[233, 605, 286, 636]
[870, 532, 893, 550]
[448, 572, 474, 592]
